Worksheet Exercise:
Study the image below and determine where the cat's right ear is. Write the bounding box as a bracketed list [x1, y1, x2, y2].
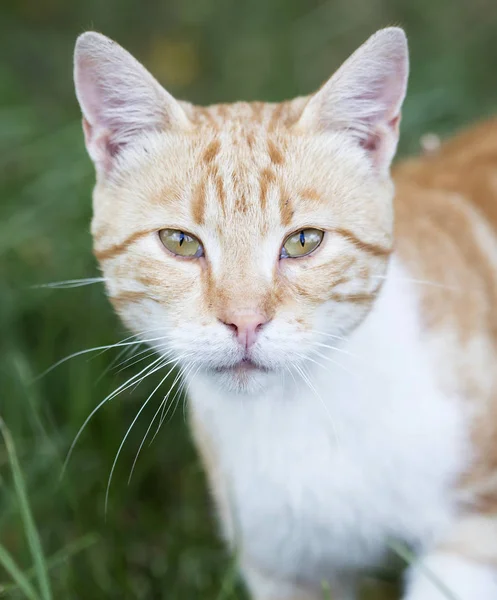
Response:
[74, 32, 191, 175]
[295, 28, 409, 175]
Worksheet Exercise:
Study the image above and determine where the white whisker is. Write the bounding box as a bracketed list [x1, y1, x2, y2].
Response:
[308, 329, 348, 343]
[95, 344, 140, 385]
[127, 357, 194, 483]
[312, 340, 360, 359]
[371, 274, 459, 291]
[36, 334, 170, 380]
[61, 353, 170, 478]
[310, 349, 359, 379]
[32, 277, 107, 289]
[105, 356, 188, 515]
[293, 362, 340, 444]
[182, 363, 201, 423]
[284, 364, 300, 391]
[115, 345, 171, 373]
[157, 366, 190, 431]
[150, 362, 197, 447]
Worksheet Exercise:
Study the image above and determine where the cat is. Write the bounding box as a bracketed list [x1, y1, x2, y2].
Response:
[73, 27, 497, 599]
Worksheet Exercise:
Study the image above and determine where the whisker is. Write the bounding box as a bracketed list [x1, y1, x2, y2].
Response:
[182, 363, 201, 423]
[126, 350, 174, 395]
[310, 349, 359, 379]
[183, 363, 201, 407]
[308, 329, 348, 343]
[293, 363, 340, 444]
[95, 344, 139, 385]
[157, 366, 190, 432]
[91, 327, 172, 362]
[61, 353, 169, 478]
[105, 356, 189, 515]
[312, 340, 360, 359]
[127, 357, 194, 484]
[371, 274, 459, 291]
[159, 360, 200, 430]
[114, 346, 152, 370]
[284, 364, 298, 387]
[150, 361, 199, 447]
[32, 277, 107, 289]
[115, 345, 171, 373]
[297, 352, 352, 383]
[36, 333, 170, 380]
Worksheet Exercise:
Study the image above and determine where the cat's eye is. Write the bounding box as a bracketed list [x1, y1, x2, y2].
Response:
[281, 228, 324, 258]
[159, 229, 204, 258]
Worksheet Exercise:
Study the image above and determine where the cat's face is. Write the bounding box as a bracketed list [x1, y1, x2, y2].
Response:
[75, 28, 408, 393]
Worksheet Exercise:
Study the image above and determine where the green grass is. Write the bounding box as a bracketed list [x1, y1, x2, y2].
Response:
[1, 0, 497, 598]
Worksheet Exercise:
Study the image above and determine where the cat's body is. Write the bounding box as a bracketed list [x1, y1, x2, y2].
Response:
[190, 256, 466, 592]
[190, 120, 497, 598]
[74, 28, 497, 599]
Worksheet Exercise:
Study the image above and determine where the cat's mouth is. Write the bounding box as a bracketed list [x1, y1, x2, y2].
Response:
[215, 358, 265, 375]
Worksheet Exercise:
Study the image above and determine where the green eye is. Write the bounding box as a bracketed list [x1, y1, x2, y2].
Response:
[281, 228, 324, 258]
[159, 229, 203, 258]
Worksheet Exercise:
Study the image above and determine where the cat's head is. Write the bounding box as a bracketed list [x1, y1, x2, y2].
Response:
[74, 28, 408, 393]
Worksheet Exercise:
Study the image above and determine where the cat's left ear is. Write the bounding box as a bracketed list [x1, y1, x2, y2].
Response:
[74, 32, 191, 175]
[296, 27, 409, 174]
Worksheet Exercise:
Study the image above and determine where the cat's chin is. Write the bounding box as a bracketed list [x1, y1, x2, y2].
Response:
[208, 360, 276, 394]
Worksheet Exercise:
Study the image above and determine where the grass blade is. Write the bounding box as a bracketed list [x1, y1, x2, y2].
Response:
[321, 580, 332, 599]
[388, 540, 459, 600]
[0, 542, 39, 600]
[215, 556, 239, 600]
[0, 534, 98, 597]
[0, 418, 52, 600]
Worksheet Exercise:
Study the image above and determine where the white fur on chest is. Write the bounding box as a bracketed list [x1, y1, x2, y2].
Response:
[188, 258, 468, 583]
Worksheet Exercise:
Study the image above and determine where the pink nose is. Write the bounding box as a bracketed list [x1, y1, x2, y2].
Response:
[221, 311, 268, 349]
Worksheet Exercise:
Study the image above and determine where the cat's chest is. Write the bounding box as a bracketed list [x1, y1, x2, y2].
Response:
[193, 340, 467, 581]
[189, 265, 469, 581]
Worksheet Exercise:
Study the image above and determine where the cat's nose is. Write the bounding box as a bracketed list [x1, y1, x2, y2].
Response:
[220, 311, 268, 349]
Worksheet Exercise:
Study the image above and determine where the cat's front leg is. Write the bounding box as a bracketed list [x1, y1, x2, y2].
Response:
[242, 561, 358, 600]
[403, 516, 497, 600]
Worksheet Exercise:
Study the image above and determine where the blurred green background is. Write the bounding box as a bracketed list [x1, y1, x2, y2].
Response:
[1, 1, 497, 598]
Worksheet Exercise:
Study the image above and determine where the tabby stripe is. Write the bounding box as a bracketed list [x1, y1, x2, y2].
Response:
[268, 101, 287, 132]
[279, 187, 293, 227]
[202, 140, 221, 165]
[251, 101, 265, 123]
[192, 178, 206, 225]
[109, 290, 148, 308]
[334, 228, 392, 257]
[329, 292, 377, 304]
[213, 169, 226, 216]
[94, 229, 155, 261]
[260, 168, 276, 212]
[268, 139, 284, 165]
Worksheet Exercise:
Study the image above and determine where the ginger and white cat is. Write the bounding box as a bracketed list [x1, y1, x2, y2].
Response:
[74, 27, 497, 599]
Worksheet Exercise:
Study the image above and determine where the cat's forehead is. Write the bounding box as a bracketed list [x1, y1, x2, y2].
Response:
[176, 101, 352, 229]
[182, 99, 308, 134]
[107, 100, 372, 246]
[186, 128, 329, 236]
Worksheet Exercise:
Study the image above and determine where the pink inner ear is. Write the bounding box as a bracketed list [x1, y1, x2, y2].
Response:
[389, 114, 401, 135]
[82, 117, 93, 149]
[79, 69, 133, 161]
[75, 33, 192, 175]
[298, 28, 408, 173]
[358, 114, 401, 153]
[82, 117, 120, 173]
[360, 134, 380, 153]
[75, 45, 161, 172]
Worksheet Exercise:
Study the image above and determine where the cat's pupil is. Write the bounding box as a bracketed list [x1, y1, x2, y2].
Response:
[179, 232, 185, 246]
[300, 231, 305, 247]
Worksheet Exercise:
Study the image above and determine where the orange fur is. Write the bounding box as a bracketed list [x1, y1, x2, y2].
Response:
[74, 28, 497, 599]
[394, 120, 497, 513]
